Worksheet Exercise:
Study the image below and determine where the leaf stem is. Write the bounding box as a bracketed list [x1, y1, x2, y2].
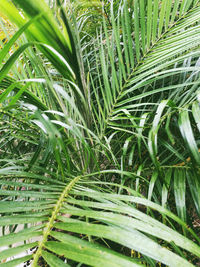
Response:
[32, 175, 81, 266]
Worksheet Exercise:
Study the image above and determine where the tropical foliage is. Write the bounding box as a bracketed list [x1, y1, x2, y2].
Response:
[0, 0, 200, 266]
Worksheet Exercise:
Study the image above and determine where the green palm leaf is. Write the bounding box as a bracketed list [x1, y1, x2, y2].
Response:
[0, 0, 200, 266]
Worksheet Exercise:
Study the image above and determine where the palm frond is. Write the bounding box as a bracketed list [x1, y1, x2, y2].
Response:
[0, 0, 200, 266]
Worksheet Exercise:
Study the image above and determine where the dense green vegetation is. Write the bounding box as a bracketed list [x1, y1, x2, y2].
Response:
[0, 0, 200, 266]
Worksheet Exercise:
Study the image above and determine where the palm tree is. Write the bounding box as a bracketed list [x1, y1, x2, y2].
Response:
[0, 0, 200, 266]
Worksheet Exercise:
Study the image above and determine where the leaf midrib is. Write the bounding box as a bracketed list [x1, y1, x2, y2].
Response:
[100, 2, 200, 140]
[32, 175, 81, 266]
